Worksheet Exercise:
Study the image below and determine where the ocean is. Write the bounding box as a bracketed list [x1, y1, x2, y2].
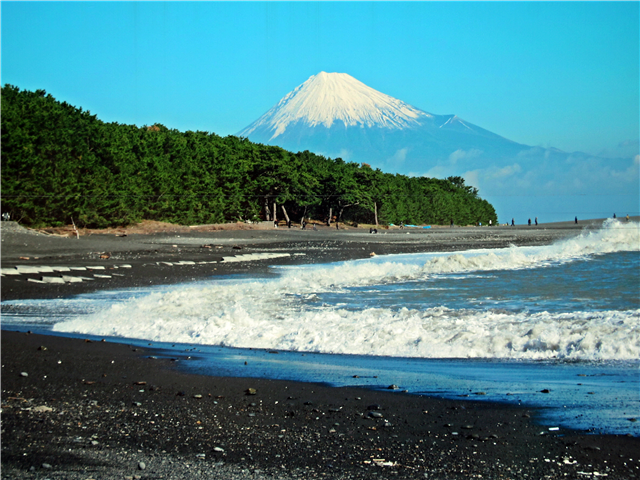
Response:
[2, 219, 639, 436]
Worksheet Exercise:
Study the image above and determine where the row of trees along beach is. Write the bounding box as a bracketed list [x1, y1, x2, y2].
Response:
[1, 85, 497, 228]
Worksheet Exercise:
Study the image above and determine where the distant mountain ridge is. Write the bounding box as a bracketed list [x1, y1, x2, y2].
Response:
[237, 72, 529, 173]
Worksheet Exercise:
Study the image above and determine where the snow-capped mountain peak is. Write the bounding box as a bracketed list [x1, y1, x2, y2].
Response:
[236, 72, 523, 172]
[239, 72, 432, 141]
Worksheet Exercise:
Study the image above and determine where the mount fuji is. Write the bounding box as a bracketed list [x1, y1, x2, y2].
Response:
[238, 72, 531, 173]
[238, 72, 638, 222]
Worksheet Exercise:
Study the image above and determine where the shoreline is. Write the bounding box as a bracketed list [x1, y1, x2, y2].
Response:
[2, 331, 639, 480]
[1, 219, 601, 301]
[3, 218, 639, 479]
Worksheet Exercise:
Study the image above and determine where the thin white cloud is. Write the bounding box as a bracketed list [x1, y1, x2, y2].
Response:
[448, 148, 482, 165]
[338, 148, 351, 161]
[387, 147, 409, 168]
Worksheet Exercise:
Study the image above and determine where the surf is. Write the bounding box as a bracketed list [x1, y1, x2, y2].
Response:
[1, 221, 622, 360]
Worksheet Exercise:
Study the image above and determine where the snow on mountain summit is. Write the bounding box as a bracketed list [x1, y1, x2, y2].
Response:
[239, 72, 433, 140]
[237, 72, 524, 173]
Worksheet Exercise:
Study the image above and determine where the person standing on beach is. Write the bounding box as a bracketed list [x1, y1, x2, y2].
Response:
[528, 218, 531, 226]
[511, 218, 515, 227]
[535, 217, 538, 226]
[575, 216, 578, 224]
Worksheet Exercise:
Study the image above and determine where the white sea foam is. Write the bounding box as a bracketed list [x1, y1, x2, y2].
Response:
[279, 219, 640, 288]
[53, 298, 640, 360]
[415, 219, 638, 277]
[46, 221, 640, 360]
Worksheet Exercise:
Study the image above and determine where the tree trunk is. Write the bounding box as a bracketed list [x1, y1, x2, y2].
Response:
[374, 202, 378, 226]
[71, 217, 80, 240]
[337, 202, 358, 224]
[281, 205, 290, 224]
[327, 207, 332, 226]
[273, 202, 277, 223]
[264, 197, 271, 221]
[300, 206, 307, 225]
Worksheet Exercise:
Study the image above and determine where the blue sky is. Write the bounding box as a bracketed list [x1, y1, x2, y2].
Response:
[2, 1, 638, 157]
[2, 2, 639, 221]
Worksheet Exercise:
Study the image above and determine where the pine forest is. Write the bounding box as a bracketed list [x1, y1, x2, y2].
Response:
[1, 85, 497, 228]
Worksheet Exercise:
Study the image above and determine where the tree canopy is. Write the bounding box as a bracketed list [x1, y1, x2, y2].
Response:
[1, 85, 497, 228]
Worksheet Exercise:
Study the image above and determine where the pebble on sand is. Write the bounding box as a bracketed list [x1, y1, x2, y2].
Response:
[33, 405, 53, 413]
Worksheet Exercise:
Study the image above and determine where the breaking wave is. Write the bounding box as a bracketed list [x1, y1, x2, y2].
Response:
[45, 220, 640, 360]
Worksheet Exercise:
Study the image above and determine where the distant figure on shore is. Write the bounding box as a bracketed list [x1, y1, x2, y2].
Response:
[287, 220, 292, 228]
[1, 212, 9, 221]
[450, 218, 454, 228]
[301, 220, 306, 230]
[489, 219, 492, 227]
[274, 220, 278, 228]
[575, 216, 578, 224]
[313, 224, 317, 231]
[613, 213, 617, 219]
[535, 217, 538, 226]
[626, 214, 630, 222]
[511, 218, 515, 227]
[528, 218, 531, 226]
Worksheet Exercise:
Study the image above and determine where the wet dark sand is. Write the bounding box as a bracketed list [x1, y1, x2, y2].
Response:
[2, 219, 639, 479]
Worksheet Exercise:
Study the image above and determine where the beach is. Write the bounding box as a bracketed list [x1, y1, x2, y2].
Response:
[1, 220, 597, 301]
[2, 220, 639, 479]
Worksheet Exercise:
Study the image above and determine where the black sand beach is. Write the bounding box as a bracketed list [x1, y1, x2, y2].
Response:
[1, 219, 603, 301]
[2, 220, 639, 479]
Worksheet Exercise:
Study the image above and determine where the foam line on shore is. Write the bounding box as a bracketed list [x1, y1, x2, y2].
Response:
[10, 221, 631, 361]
